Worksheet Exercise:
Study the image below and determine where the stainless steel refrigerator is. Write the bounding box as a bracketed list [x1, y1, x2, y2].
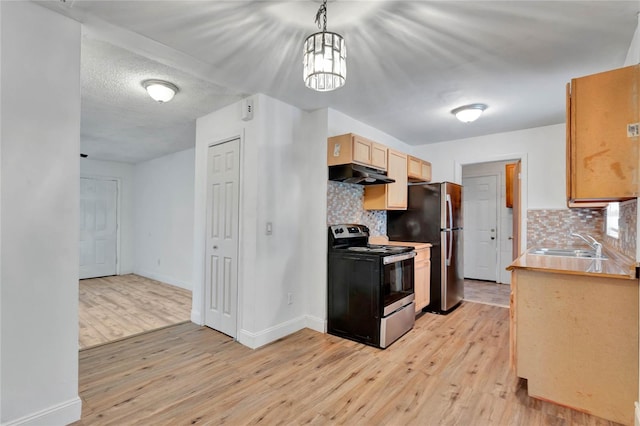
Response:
[387, 182, 464, 314]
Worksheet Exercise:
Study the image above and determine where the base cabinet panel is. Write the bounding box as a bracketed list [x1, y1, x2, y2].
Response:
[512, 269, 638, 425]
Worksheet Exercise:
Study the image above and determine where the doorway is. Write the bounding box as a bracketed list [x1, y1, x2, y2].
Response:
[462, 160, 520, 305]
[80, 176, 118, 279]
[204, 139, 241, 338]
[463, 174, 498, 281]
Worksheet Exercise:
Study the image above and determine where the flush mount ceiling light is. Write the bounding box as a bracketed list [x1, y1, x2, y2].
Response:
[142, 79, 179, 103]
[303, 0, 346, 92]
[451, 103, 488, 123]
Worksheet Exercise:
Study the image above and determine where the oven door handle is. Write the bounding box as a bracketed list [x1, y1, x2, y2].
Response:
[383, 251, 416, 265]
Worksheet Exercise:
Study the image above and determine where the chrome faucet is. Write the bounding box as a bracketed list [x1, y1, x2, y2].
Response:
[570, 232, 603, 258]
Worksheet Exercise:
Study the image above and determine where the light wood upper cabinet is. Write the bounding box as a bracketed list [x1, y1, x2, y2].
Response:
[364, 149, 408, 210]
[407, 155, 432, 182]
[506, 163, 515, 208]
[328, 133, 388, 171]
[566, 65, 639, 205]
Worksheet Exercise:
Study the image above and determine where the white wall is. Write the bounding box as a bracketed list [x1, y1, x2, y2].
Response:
[134, 148, 195, 290]
[0, 2, 81, 424]
[414, 124, 565, 254]
[80, 159, 135, 274]
[328, 108, 414, 153]
[624, 13, 640, 66]
[417, 123, 564, 209]
[195, 94, 326, 348]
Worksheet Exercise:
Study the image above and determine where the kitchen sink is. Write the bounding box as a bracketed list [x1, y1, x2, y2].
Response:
[528, 247, 607, 259]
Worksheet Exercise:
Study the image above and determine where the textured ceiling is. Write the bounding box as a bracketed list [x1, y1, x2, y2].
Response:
[39, 1, 639, 163]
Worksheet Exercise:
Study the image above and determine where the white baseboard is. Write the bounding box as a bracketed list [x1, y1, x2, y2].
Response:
[238, 315, 306, 349]
[134, 269, 192, 291]
[635, 401, 639, 426]
[304, 314, 326, 333]
[2, 396, 81, 426]
[190, 309, 203, 325]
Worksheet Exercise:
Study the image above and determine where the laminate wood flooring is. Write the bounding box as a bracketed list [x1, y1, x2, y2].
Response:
[79, 274, 192, 350]
[73, 302, 621, 425]
[464, 279, 511, 308]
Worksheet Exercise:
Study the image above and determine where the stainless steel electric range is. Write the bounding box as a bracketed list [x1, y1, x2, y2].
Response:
[327, 224, 416, 349]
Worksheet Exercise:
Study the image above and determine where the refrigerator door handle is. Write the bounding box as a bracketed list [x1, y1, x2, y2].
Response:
[445, 193, 454, 266]
[446, 193, 453, 230]
[446, 230, 453, 266]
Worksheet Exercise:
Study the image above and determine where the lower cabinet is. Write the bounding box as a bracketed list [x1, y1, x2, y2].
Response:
[413, 246, 431, 313]
[511, 268, 638, 425]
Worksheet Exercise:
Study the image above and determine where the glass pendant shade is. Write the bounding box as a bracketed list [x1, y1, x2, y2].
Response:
[303, 31, 346, 92]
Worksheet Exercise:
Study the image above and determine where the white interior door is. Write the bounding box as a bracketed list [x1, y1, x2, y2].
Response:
[463, 175, 498, 281]
[79, 177, 118, 279]
[204, 139, 240, 338]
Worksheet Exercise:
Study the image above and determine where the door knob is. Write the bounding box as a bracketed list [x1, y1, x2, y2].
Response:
[213, 245, 218, 249]
[491, 237, 495, 240]
[508, 236, 513, 240]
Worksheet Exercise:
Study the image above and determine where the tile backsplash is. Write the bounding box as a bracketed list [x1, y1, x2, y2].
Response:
[603, 199, 637, 259]
[328, 180, 638, 258]
[527, 203, 637, 258]
[327, 181, 386, 236]
[527, 208, 604, 248]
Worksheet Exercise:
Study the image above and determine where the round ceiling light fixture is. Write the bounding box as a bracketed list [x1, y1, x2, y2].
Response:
[142, 79, 179, 103]
[451, 103, 488, 123]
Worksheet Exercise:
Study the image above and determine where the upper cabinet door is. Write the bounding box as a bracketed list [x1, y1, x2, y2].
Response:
[364, 149, 408, 210]
[327, 133, 388, 171]
[567, 65, 639, 204]
[407, 155, 432, 182]
[353, 136, 374, 165]
[370, 142, 388, 170]
[386, 150, 408, 209]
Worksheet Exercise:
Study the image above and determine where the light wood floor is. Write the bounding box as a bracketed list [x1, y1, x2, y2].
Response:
[79, 274, 192, 350]
[464, 279, 511, 308]
[73, 302, 621, 425]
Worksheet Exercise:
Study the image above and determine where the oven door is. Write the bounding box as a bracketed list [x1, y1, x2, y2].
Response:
[382, 251, 416, 317]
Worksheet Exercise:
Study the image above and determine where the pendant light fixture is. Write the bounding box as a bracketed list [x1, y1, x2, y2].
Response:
[303, 0, 346, 92]
[142, 79, 179, 103]
[451, 103, 488, 123]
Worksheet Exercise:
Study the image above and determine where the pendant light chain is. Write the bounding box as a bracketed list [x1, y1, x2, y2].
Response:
[315, 0, 328, 32]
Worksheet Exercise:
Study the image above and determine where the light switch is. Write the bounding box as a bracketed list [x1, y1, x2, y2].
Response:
[266, 222, 273, 235]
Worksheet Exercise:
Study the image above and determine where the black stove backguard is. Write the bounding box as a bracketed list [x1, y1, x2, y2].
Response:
[328, 224, 370, 250]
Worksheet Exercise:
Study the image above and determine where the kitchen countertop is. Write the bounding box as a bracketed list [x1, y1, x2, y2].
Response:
[368, 236, 432, 250]
[507, 246, 637, 280]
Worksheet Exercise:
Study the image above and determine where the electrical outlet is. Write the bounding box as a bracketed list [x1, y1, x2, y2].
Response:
[287, 292, 293, 305]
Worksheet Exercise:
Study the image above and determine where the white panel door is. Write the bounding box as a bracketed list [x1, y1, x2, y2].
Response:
[79, 177, 118, 279]
[205, 139, 240, 338]
[463, 175, 498, 281]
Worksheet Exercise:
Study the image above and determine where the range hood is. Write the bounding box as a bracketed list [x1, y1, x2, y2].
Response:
[328, 164, 395, 185]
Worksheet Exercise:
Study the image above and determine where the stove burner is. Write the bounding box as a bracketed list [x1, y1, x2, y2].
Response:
[347, 245, 412, 254]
